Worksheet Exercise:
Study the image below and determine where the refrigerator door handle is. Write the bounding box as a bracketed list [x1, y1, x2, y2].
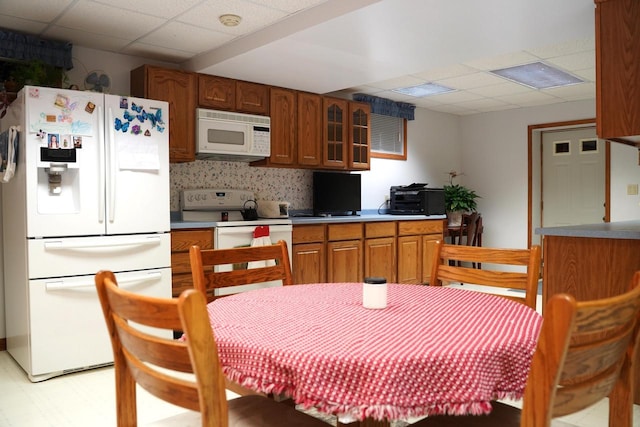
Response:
[98, 105, 105, 224]
[44, 236, 163, 250]
[45, 271, 163, 291]
[107, 106, 116, 223]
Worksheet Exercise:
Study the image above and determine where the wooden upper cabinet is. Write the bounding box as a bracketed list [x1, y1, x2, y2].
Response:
[198, 76, 269, 115]
[131, 65, 197, 163]
[349, 101, 371, 170]
[268, 87, 297, 165]
[236, 81, 269, 115]
[595, 0, 640, 141]
[322, 97, 348, 169]
[198, 74, 235, 110]
[297, 92, 322, 167]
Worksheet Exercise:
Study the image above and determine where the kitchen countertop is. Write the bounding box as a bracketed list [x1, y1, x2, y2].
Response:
[535, 220, 640, 240]
[170, 212, 447, 229]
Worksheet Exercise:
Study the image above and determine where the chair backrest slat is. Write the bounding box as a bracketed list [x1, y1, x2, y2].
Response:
[190, 240, 293, 302]
[95, 270, 228, 427]
[521, 272, 640, 426]
[430, 240, 541, 310]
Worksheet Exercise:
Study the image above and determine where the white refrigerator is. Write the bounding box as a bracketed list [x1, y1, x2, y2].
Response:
[1, 86, 172, 382]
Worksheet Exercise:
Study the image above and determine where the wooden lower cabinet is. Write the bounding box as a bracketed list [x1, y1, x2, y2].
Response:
[327, 223, 363, 283]
[396, 220, 444, 284]
[397, 235, 422, 284]
[170, 228, 214, 297]
[292, 224, 326, 284]
[292, 242, 326, 284]
[364, 222, 396, 282]
[327, 240, 363, 283]
[292, 219, 442, 285]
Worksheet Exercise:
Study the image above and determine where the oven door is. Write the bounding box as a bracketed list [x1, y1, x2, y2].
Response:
[214, 224, 293, 296]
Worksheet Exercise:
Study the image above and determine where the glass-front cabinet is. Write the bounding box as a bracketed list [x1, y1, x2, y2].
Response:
[323, 97, 348, 169]
[349, 102, 370, 170]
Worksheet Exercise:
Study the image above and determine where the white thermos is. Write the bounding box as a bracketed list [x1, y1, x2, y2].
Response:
[363, 277, 387, 309]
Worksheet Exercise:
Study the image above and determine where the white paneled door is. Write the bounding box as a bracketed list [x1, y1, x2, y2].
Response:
[542, 127, 605, 227]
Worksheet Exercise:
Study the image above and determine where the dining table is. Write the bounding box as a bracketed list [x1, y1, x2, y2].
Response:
[206, 283, 542, 427]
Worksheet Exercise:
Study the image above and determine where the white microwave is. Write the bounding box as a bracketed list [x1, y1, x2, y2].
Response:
[196, 108, 271, 162]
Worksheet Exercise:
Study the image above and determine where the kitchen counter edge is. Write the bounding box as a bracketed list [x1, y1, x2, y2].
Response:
[171, 214, 447, 229]
[535, 220, 640, 240]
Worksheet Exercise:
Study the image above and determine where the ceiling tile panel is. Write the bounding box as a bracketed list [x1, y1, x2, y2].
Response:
[467, 82, 532, 97]
[436, 72, 506, 90]
[177, 0, 287, 34]
[91, 0, 202, 19]
[545, 51, 595, 72]
[56, 1, 165, 40]
[463, 51, 541, 71]
[411, 64, 478, 81]
[250, 0, 329, 13]
[139, 22, 233, 54]
[0, 0, 73, 22]
[44, 25, 132, 52]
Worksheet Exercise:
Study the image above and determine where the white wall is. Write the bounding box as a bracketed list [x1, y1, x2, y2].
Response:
[458, 99, 597, 250]
[611, 143, 640, 221]
[63, 45, 175, 96]
[361, 108, 461, 209]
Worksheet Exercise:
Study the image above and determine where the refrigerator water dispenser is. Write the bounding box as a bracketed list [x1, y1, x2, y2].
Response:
[37, 147, 81, 212]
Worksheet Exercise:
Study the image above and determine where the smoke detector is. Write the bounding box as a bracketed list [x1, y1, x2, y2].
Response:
[219, 14, 241, 27]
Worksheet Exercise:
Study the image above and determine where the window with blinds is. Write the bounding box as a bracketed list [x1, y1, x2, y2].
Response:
[370, 113, 407, 160]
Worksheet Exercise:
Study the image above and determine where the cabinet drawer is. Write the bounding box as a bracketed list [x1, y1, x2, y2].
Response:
[293, 224, 325, 244]
[327, 223, 363, 241]
[171, 229, 214, 251]
[365, 221, 396, 238]
[398, 220, 444, 236]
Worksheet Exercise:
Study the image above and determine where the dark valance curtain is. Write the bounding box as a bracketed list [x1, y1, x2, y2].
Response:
[0, 29, 73, 70]
[352, 93, 415, 120]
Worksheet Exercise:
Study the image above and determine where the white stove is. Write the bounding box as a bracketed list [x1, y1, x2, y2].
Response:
[180, 188, 291, 226]
[180, 188, 293, 296]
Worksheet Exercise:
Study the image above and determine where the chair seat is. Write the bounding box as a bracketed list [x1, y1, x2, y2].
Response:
[229, 395, 328, 426]
[412, 401, 521, 426]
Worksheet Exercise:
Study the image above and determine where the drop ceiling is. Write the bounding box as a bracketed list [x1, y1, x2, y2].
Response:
[0, 0, 596, 116]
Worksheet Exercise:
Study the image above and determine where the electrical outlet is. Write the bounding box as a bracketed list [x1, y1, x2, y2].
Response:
[384, 195, 390, 202]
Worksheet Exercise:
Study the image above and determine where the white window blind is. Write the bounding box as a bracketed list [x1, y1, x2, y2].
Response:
[371, 113, 404, 155]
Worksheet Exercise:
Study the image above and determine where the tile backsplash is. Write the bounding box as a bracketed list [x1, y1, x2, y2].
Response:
[170, 160, 313, 211]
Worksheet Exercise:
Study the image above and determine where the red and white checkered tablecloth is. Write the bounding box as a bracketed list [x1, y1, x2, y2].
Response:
[207, 283, 542, 422]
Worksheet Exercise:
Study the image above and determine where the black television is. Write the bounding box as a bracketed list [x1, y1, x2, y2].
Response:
[313, 172, 361, 216]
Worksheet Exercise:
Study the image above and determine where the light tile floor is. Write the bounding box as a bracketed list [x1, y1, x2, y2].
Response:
[1, 284, 638, 426]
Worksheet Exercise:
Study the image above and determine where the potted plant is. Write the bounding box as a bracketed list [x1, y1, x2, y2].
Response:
[444, 171, 479, 226]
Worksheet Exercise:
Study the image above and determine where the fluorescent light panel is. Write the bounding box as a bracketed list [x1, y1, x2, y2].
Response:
[489, 61, 584, 89]
[392, 82, 455, 97]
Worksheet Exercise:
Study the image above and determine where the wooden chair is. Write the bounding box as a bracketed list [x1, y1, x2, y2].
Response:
[412, 271, 640, 427]
[455, 212, 480, 246]
[429, 240, 541, 310]
[94, 270, 327, 427]
[454, 212, 482, 267]
[189, 239, 293, 303]
[189, 240, 294, 397]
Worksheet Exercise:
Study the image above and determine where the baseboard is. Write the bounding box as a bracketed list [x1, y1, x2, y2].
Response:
[0, 338, 6, 352]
